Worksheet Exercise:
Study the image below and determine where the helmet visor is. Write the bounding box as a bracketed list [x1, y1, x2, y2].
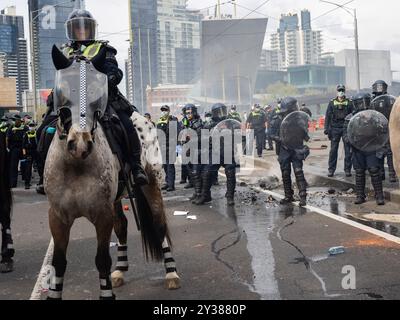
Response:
[66, 17, 97, 41]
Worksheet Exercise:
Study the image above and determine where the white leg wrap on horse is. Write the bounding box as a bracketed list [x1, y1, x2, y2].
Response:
[162, 238, 177, 273]
[99, 276, 114, 299]
[48, 277, 64, 299]
[116, 245, 128, 271]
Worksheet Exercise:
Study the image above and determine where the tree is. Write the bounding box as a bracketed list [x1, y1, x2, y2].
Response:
[266, 82, 298, 99]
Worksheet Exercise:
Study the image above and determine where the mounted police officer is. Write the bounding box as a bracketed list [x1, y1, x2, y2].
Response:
[270, 97, 310, 207]
[324, 84, 354, 178]
[40, 9, 148, 187]
[157, 105, 179, 192]
[194, 103, 237, 206]
[246, 104, 267, 158]
[344, 92, 387, 205]
[371, 80, 397, 183]
[7, 115, 27, 188]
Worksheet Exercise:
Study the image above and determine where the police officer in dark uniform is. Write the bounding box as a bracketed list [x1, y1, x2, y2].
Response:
[246, 104, 267, 158]
[371, 80, 397, 182]
[6, 115, 27, 188]
[194, 103, 237, 206]
[344, 92, 385, 205]
[157, 105, 179, 192]
[181, 105, 204, 202]
[40, 9, 148, 187]
[228, 105, 242, 122]
[324, 84, 354, 177]
[264, 105, 275, 151]
[22, 122, 38, 190]
[0, 116, 9, 136]
[270, 97, 310, 207]
[180, 105, 191, 187]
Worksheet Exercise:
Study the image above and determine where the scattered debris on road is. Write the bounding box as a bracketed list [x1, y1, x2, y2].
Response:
[328, 246, 345, 255]
[174, 211, 189, 216]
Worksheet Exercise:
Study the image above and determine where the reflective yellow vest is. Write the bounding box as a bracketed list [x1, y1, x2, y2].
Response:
[63, 42, 103, 60]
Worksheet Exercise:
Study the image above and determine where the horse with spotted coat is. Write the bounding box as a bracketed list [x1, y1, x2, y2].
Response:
[44, 45, 180, 300]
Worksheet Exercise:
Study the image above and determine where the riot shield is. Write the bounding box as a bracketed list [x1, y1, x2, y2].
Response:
[371, 94, 397, 120]
[280, 111, 310, 149]
[347, 110, 389, 152]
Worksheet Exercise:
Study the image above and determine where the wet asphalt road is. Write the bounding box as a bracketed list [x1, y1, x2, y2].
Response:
[2, 170, 400, 300]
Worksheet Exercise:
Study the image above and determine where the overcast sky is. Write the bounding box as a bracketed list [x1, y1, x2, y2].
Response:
[6, 0, 400, 85]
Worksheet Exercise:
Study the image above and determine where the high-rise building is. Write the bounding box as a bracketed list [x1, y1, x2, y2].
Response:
[128, 0, 158, 113]
[128, 0, 202, 112]
[270, 10, 322, 71]
[28, 0, 83, 90]
[157, 1, 201, 85]
[125, 47, 134, 104]
[0, 6, 29, 106]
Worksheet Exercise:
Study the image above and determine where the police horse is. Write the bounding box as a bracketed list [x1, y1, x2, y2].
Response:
[0, 126, 14, 273]
[389, 97, 400, 176]
[44, 46, 180, 300]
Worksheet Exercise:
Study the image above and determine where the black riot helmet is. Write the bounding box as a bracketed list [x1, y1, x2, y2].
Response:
[184, 104, 198, 119]
[372, 80, 388, 96]
[280, 97, 299, 116]
[211, 103, 228, 120]
[352, 92, 371, 113]
[65, 9, 98, 42]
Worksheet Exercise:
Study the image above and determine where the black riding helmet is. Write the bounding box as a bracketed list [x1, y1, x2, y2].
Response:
[352, 92, 371, 113]
[372, 80, 388, 96]
[211, 103, 228, 120]
[280, 97, 299, 116]
[65, 9, 97, 42]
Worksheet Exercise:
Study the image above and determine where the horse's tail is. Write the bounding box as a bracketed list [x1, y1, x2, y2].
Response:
[133, 163, 170, 262]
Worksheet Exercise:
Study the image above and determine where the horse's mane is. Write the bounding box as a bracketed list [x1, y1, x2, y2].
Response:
[0, 135, 12, 215]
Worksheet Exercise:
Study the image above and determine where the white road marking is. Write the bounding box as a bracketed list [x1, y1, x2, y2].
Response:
[251, 186, 400, 246]
[30, 238, 54, 300]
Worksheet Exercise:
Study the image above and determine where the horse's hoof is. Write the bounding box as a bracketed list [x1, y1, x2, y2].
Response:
[165, 272, 181, 290]
[111, 270, 125, 288]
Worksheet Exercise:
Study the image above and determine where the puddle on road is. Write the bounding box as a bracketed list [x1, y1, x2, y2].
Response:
[211, 186, 287, 300]
[306, 187, 400, 238]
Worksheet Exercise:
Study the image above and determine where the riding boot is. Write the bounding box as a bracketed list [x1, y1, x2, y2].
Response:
[127, 132, 149, 186]
[225, 169, 236, 206]
[194, 171, 212, 205]
[280, 170, 294, 205]
[190, 172, 202, 202]
[354, 170, 366, 205]
[294, 169, 307, 207]
[370, 167, 385, 205]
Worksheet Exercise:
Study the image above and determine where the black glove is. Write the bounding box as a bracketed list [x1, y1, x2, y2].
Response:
[324, 130, 329, 136]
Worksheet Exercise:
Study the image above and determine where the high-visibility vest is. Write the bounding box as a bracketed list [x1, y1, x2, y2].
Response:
[63, 42, 103, 60]
[27, 131, 36, 139]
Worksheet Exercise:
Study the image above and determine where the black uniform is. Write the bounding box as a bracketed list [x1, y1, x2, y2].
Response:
[343, 93, 385, 205]
[270, 97, 309, 207]
[247, 108, 266, 157]
[0, 124, 14, 272]
[7, 122, 27, 188]
[22, 129, 38, 189]
[157, 112, 179, 191]
[324, 96, 354, 175]
[194, 103, 237, 206]
[265, 107, 274, 150]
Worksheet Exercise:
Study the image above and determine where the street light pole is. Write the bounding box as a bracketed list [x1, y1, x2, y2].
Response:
[353, 8, 361, 91]
[320, 0, 360, 91]
[29, 10, 38, 121]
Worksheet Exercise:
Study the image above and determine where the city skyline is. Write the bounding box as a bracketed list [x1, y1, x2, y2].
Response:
[4, 0, 400, 95]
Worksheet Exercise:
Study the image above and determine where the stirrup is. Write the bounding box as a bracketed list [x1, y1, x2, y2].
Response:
[132, 165, 149, 186]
